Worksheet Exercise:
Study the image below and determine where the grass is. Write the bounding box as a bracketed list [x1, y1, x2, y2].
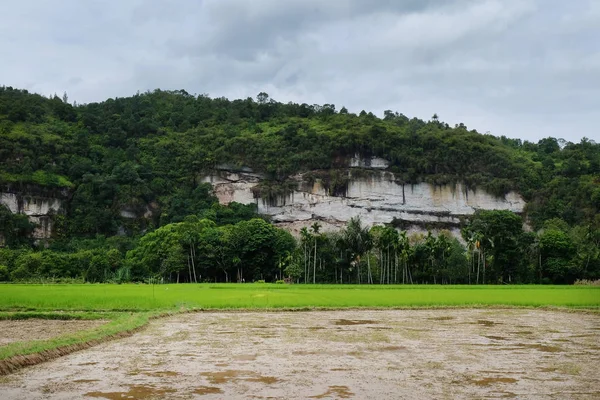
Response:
[0, 311, 158, 366]
[0, 284, 598, 312]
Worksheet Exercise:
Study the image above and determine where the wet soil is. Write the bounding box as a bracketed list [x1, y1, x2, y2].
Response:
[0, 319, 108, 345]
[1, 309, 599, 399]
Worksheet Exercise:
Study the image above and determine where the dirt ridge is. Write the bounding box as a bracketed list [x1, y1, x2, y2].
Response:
[0, 311, 179, 376]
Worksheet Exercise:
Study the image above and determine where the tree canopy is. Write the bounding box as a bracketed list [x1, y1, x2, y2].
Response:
[0, 86, 598, 284]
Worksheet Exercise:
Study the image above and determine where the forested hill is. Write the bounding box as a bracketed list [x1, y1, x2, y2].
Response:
[0, 85, 598, 239]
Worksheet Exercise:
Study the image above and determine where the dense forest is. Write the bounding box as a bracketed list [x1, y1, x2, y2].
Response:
[0, 86, 598, 284]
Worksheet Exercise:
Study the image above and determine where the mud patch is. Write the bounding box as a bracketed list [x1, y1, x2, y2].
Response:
[85, 384, 176, 399]
[468, 377, 518, 386]
[476, 320, 501, 327]
[310, 385, 354, 398]
[428, 316, 455, 321]
[513, 331, 533, 335]
[484, 336, 509, 341]
[194, 386, 223, 395]
[518, 344, 563, 353]
[201, 370, 279, 385]
[142, 370, 180, 377]
[233, 354, 257, 361]
[373, 346, 405, 352]
[334, 319, 378, 326]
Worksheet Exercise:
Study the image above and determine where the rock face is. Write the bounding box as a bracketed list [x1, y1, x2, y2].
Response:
[203, 165, 526, 238]
[0, 187, 66, 239]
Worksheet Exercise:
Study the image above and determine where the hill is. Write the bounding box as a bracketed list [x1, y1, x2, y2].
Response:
[0, 86, 598, 284]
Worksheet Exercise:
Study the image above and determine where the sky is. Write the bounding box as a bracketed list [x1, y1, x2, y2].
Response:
[1, 0, 599, 143]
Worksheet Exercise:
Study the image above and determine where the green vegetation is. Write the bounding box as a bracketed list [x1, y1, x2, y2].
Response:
[0, 284, 598, 311]
[0, 86, 598, 285]
[0, 311, 156, 363]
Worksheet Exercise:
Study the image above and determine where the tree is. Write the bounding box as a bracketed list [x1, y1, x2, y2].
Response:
[311, 222, 321, 284]
[462, 210, 525, 284]
[539, 228, 576, 283]
[342, 217, 372, 284]
[0, 205, 35, 247]
[257, 92, 269, 104]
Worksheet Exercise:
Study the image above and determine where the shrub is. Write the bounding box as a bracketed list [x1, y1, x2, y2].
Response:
[0, 265, 9, 281]
[255, 279, 266, 284]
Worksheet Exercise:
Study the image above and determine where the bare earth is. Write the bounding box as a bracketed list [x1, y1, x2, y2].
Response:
[1, 310, 599, 399]
[0, 319, 108, 346]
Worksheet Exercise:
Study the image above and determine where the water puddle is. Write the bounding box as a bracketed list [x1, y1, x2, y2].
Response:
[476, 320, 501, 327]
[334, 319, 378, 326]
[484, 335, 509, 341]
[233, 354, 257, 361]
[468, 377, 518, 386]
[493, 391, 517, 398]
[428, 316, 455, 321]
[201, 370, 279, 385]
[293, 350, 362, 357]
[310, 385, 354, 398]
[194, 386, 223, 395]
[143, 370, 180, 377]
[85, 385, 176, 399]
[246, 376, 280, 384]
[518, 344, 563, 353]
[374, 345, 405, 352]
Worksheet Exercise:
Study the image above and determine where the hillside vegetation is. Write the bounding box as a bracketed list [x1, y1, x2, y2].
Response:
[0, 86, 598, 284]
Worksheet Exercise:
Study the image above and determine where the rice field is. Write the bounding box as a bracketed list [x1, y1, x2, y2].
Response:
[1, 284, 598, 311]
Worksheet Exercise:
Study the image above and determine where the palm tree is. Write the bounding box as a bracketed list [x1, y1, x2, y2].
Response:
[343, 217, 372, 284]
[398, 231, 410, 284]
[300, 227, 310, 283]
[311, 222, 321, 284]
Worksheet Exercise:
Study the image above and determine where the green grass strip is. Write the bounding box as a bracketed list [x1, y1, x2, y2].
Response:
[0, 311, 163, 374]
[0, 284, 598, 311]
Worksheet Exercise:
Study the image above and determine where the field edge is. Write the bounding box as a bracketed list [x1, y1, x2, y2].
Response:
[0, 311, 171, 376]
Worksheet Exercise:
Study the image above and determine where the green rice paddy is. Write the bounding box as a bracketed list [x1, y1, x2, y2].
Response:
[1, 284, 598, 311]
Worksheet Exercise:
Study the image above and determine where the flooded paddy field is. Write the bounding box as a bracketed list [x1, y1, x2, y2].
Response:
[1, 309, 599, 399]
[0, 319, 108, 346]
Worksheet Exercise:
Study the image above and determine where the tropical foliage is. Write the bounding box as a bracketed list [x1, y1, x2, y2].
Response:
[0, 86, 598, 284]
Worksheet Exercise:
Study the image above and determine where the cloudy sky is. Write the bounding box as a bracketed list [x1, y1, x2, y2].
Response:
[2, 0, 598, 142]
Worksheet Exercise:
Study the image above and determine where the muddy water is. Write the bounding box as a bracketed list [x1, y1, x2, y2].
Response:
[1, 310, 599, 399]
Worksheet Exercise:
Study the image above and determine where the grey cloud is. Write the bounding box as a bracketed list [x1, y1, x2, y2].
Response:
[0, 0, 598, 142]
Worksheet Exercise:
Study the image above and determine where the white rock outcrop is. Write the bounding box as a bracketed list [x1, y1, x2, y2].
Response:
[0, 191, 65, 239]
[203, 168, 526, 238]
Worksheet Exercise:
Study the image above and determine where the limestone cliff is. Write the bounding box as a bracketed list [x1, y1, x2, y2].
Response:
[0, 156, 527, 241]
[0, 185, 67, 239]
[203, 158, 526, 238]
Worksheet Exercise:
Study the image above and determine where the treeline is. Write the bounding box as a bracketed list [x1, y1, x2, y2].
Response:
[0, 86, 599, 284]
[1, 211, 598, 284]
[0, 216, 295, 283]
